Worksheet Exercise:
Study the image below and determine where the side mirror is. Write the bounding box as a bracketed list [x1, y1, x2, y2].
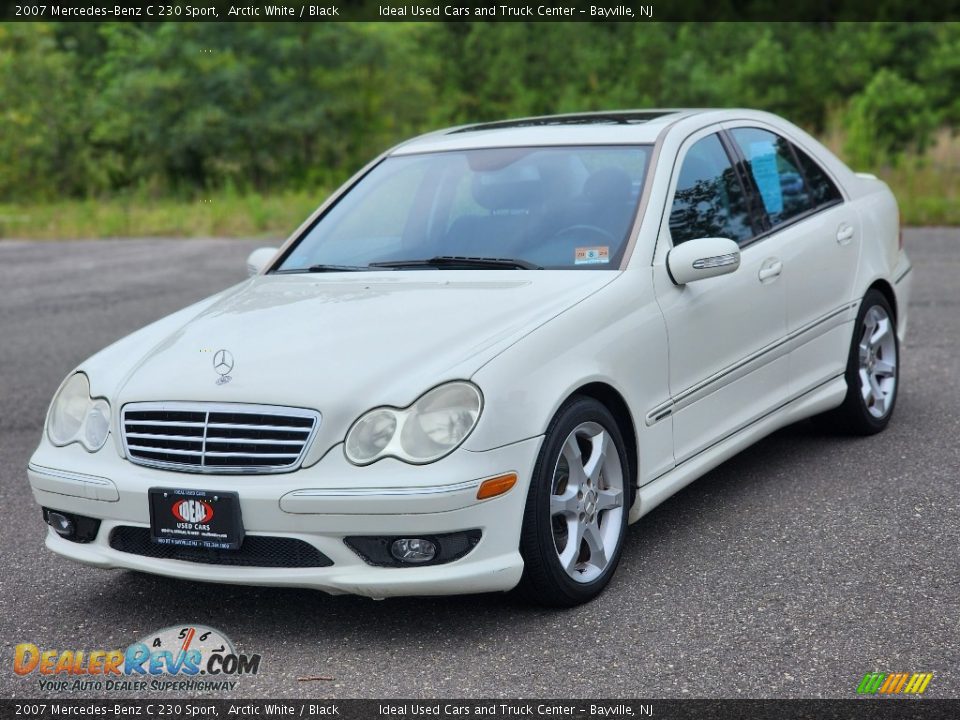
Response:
[246, 247, 278, 277]
[666, 237, 740, 286]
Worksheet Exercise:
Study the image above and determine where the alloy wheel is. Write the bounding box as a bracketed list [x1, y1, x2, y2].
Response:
[858, 304, 897, 419]
[549, 421, 625, 583]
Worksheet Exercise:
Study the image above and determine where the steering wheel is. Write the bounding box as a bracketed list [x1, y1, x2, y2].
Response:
[549, 224, 616, 243]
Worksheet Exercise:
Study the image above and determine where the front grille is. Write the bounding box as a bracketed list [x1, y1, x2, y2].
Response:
[109, 526, 333, 568]
[121, 402, 320, 474]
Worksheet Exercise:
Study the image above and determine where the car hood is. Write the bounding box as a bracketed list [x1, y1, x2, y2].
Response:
[103, 270, 617, 455]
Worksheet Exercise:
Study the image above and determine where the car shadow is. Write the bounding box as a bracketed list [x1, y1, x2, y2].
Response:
[55, 418, 871, 643]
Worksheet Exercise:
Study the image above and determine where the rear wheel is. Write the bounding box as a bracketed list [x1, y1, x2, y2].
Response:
[816, 289, 899, 435]
[517, 397, 629, 607]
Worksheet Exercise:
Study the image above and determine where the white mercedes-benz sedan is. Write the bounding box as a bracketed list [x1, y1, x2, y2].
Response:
[29, 109, 912, 606]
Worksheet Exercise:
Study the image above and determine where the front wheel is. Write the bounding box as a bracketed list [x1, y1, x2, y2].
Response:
[516, 397, 630, 607]
[817, 289, 899, 435]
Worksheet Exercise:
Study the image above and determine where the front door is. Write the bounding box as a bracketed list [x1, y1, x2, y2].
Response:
[653, 129, 791, 463]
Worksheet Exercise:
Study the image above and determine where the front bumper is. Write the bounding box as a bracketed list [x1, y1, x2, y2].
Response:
[28, 435, 543, 598]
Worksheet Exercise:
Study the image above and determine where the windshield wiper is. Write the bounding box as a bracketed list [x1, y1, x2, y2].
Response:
[369, 256, 543, 270]
[275, 263, 373, 274]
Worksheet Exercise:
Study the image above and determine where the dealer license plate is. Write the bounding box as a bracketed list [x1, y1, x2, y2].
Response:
[148, 488, 244, 550]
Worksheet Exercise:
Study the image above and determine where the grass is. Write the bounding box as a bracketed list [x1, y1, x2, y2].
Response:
[0, 133, 958, 240]
[875, 131, 960, 226]
[0, 190, 326, 240]
[822, 127, 960, 227]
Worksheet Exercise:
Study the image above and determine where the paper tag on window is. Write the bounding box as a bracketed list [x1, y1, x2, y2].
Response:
[575, 246, 610, 265]
[749, 141, 784, 215]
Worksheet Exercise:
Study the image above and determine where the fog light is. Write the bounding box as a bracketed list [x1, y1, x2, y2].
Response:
[42, 508, 101, 544]
[390, 538, 437, 564]
[46, 511, 74, 538]
[344, 530, 481, 567]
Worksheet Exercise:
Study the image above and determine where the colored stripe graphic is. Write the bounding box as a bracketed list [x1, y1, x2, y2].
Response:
[903, 673, 933, 694]
[857, 673, 886, 694]
[879, 673, 907, 694]
[857, 672, 932, 694]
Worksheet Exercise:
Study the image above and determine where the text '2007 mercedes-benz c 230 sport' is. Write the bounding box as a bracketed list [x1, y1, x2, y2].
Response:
[29, 109, 912, 606]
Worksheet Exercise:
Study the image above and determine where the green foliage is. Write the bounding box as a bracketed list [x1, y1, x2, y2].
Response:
[845, 69, 936, 166]
[0, 21, 957, 204]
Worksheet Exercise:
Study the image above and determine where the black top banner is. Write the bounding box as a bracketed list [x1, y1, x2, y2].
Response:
[2, 0, 960, 22]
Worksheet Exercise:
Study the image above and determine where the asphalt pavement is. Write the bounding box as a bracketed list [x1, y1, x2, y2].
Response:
[1, 230, 958, 699]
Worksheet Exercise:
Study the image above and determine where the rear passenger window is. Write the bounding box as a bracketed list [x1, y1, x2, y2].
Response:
[730, 128, 814, 227]
[792, 144, 843, 208]
[669, 133, 753, 246]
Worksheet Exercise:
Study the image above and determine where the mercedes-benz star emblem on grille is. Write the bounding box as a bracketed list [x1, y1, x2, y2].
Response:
[213, 349, 234, 385]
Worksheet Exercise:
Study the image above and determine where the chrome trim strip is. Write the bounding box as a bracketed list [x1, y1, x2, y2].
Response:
[27, 463, 113, 487]
[125, 432, 204, 443]
[645, 401, 673, 427]
[287, 479, 482, 499]
[123, 420, 311, 433]
[646, 302, 856, 426]
[203, 451, 300, 459]
[121, 401, 321, 475]
[646, 371, 846, 482]
[692, 252, 738, 270]
[206, 422, 311, 432]
[126, 432, 304, 446]
[126, 445, 202, 456]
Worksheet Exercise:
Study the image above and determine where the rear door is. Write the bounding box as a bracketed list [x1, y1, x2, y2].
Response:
[725, 124, 860, 396]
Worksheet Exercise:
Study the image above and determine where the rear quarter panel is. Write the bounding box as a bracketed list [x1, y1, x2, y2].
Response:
[848, 175, 902, 301]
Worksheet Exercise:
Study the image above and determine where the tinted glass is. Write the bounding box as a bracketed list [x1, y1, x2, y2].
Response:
[730, 128, 815, 226]
[276, 146, 650, 271]
[793, 144, 843, 207]
[669, 133, 753, 246]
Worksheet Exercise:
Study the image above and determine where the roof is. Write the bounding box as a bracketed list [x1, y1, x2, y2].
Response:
[390, 109, 701, 155]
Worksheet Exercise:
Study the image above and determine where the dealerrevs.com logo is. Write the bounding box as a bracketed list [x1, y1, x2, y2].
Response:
[14, 625, 261, 692]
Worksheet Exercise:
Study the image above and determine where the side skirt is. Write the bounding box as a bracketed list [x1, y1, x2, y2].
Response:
[628, 374, 847, 524]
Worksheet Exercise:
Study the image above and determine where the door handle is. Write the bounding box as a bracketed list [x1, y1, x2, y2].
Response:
[758, 258, 783, 282]
[836, 223, 855, 245]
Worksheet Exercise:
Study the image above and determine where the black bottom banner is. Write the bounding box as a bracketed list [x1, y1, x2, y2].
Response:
[3, 700, 960, 720]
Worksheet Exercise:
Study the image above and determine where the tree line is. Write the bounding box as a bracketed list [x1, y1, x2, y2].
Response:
[1, 21, 957, 202]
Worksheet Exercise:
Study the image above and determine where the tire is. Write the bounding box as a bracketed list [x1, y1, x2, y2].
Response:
[815, 289, 899, 435]
[516, 396, 630, 607]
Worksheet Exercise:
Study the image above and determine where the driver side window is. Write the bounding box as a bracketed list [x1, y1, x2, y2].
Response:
[669, 133, 753, 246]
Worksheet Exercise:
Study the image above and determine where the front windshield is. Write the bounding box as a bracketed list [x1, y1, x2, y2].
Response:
[275, 145, 651, 271]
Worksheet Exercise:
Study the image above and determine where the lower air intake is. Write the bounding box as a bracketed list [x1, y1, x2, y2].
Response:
[109, 526, 333, 568]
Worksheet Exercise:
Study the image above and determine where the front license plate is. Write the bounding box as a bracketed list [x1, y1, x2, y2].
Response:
[148, 488, 244, 550]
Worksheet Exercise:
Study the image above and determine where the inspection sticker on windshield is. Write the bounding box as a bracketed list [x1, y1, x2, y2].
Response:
[575, 246, 610, 265]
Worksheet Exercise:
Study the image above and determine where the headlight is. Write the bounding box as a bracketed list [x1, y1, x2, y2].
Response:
[47, 373, 111, 451]
[345, 382, 482, 465]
